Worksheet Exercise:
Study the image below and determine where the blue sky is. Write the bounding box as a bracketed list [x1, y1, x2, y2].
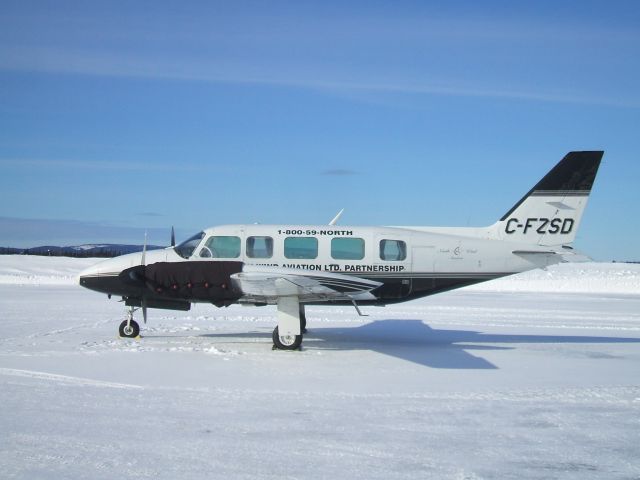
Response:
[0, 1, 639, 260]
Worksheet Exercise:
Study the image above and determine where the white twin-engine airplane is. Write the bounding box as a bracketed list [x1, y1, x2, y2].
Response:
[79, 151, 603, 350]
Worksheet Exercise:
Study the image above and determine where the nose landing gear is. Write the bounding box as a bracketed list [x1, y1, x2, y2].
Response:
[119, 306, 141, 338]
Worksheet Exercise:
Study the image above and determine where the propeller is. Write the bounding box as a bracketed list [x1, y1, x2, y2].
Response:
[170, 226, 176, 247]
[141, 231, 148, 324]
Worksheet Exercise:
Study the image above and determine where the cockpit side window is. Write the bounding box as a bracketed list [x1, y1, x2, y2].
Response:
[200, 236, 241, 258]
[174, 231, 205, 259]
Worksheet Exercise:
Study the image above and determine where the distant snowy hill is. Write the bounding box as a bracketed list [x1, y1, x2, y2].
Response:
[1, 255, 639, 294]
[0, 256, 100, 285]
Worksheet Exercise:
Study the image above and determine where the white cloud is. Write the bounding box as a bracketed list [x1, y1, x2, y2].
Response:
[1, 12, 638, 111]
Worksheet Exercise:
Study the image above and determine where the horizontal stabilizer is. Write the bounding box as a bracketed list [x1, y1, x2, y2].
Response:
[512, 250, 557, 255]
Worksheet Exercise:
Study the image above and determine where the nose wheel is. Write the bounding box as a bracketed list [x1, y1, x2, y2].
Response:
[119, 319, 140, 338]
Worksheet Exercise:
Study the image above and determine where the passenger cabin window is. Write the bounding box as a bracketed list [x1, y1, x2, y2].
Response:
[284, 237, 318, 259]
[379, 239, 407, 261]
[200, 235, 241, 258]
[331, 237, 365, 260]
[246, 236, 273, 259]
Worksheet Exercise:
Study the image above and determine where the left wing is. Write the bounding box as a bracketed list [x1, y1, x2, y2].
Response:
[231, 265, 382, 304]
[232, 266, 382, 340]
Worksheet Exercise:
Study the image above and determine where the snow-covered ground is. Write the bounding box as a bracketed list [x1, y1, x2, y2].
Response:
[1, 256, 639, 479]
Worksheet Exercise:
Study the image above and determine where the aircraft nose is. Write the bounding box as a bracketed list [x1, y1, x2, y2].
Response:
[78, 262, 101, 281]
[78, 249, 169, 294]
[78, 252, 142, 290]
[77, 257, 121, 290]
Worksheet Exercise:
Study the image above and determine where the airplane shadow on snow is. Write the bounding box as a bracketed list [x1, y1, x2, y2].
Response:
[301, 320, 640, 369]
[149, 319, 640, 370]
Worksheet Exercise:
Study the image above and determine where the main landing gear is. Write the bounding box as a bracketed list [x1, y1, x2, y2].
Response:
[272, 300, 307, 351]
[119, 306, 140, 338]
[272, 326, 302, 350]
[300, 303, 307, 334]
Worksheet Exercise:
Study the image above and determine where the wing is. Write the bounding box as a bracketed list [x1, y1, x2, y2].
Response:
[230, 265, 382, 304]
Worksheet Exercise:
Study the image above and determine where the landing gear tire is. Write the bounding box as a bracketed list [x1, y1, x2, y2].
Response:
[272, 326, 302, 351]
[119, 319, 140, 338]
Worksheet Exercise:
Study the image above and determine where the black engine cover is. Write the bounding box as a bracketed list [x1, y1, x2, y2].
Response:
[123, 261, 244, 306]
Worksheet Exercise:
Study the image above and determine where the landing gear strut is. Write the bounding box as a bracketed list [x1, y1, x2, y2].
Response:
[300, 304, 307, 334]
[119, 306, 140, 338]
[272, 297, 304, 350]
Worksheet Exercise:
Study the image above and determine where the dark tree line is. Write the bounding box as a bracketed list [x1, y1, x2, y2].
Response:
[0, 245, 164, 258]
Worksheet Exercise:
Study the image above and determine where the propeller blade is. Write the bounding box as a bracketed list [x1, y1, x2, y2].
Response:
[141, 231, 148, 266]
[142, 298, 148, 324]
[171, 226, 176, 247]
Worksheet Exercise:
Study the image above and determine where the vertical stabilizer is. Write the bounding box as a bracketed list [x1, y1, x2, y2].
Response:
[493, 151, 603, 246]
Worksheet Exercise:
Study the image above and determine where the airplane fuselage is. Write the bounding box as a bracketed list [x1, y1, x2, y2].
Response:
[80, 223, 559, 307]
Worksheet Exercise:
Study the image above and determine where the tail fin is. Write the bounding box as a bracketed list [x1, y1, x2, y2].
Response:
[494, 151, 603, 246]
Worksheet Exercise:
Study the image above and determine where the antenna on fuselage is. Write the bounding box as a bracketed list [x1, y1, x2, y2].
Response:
[329, 208, 344, 225]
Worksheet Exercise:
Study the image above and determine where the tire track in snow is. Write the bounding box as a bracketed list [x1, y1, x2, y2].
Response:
[0, 367, 144, 390]
[0, 318, 114, 344]
[188, 385, 640, 405]
[2, 368, 637, 404]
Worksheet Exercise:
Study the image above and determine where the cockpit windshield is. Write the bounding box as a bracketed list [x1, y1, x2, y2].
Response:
[174, 231, 205, 259]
